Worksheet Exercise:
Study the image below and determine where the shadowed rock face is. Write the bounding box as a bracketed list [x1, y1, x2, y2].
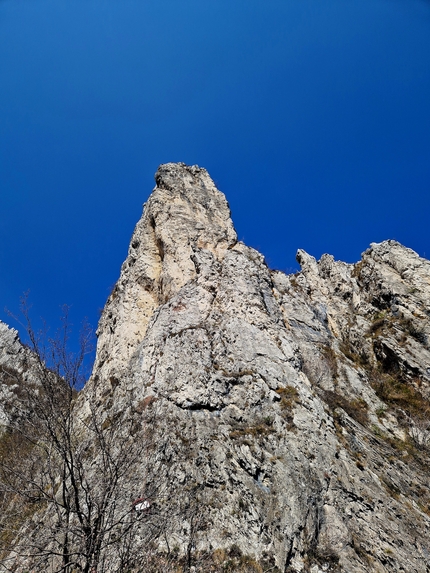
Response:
[4, 163, 430, 572]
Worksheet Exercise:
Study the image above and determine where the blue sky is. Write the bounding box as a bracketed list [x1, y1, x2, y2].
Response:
[1, 0, 429, 351]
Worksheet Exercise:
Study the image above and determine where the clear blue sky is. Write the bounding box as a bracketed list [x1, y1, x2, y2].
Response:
[1, 0, 429, 351]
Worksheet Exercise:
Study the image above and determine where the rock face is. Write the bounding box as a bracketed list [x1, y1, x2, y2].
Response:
[92, 163, 237, 390]
[0, 321, 36, 428]
[82, 163, 430, 572]
[3, 163, 429, 572]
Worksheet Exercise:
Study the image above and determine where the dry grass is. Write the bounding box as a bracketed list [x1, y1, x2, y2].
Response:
[230, 417, 276, 440]
[368, 318, 386, 336]
[126, 545, 278, 573]
[276, 386, 299, 410]
[370, 371, 428, 417]
[275, 386, 299, 430]
[322, 390, 369, 426]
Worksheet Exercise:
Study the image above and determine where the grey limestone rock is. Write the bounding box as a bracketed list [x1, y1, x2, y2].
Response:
[82, 163, 430, 572]
[5, 163, 429, 572]
[0, 321, 37, 428]
[92, 163, 237, 392]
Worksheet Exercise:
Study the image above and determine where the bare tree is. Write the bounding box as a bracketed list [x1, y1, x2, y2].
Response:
[0, 300, 262, 572]
[0, 300, 161, 572]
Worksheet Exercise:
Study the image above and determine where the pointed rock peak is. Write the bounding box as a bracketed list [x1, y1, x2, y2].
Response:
[296, 248, 318, 275]
[147, 163, 237, 266]
[366, 239, 419, 261]
[154, 162, 216, 194]
[0, 320, 22, 364]
[90, 163, 237, 387]
[363, 239, 430, 276]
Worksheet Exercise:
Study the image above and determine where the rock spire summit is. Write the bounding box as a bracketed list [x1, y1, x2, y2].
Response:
[92, 163, 237, 386]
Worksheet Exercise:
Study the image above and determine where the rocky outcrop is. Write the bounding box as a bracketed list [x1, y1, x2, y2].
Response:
[92, 163, 237, 391]
[2, 164, 429, 572]
[0, 321, 36, 428]
[83, 164, 430, 572]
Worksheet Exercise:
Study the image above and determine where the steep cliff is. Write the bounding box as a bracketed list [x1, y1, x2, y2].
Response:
[92, 163, 237, 390]
[83, 163, 430, 572]
[2, 163, 429, 572]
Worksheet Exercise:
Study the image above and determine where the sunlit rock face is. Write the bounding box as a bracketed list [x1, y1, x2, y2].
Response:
[91, 163, 237, 392]
[6, 162, 422, 572]
[0, 321, 38, 429]
[0, 322, 24, 426]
